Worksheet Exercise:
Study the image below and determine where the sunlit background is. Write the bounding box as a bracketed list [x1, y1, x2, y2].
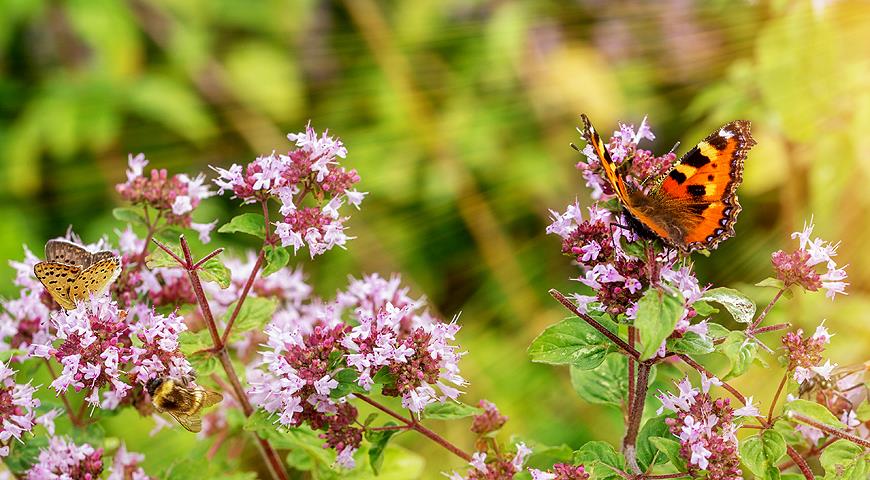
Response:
[2, 0, 869, 477]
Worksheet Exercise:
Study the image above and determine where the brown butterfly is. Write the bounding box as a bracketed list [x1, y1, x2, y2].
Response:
[33, 239, 121, 310]
[580, 114, 756, 253]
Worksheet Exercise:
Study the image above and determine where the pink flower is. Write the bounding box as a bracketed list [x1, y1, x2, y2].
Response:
[26, 437, 104, 480]
[772, 218, 848, 300]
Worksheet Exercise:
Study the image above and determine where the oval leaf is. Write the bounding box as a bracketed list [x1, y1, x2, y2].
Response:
[528, 316, 617, 370]
[701, 287, 756, 324]
[635, 289, 684, 360]
[218, 213, 266, 239]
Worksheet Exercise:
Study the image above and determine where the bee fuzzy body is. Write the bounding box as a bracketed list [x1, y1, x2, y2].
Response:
[146, 377, 223, 432]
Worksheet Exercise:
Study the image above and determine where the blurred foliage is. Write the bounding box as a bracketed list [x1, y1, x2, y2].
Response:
[2, 0, 870, 477]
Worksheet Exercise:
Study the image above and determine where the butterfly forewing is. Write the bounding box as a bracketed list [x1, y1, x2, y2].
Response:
[33, 262, 81, 310]
[69, 258, 121, 304]
[45, 239, 93, 266]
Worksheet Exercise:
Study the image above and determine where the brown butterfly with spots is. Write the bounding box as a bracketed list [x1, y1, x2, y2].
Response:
[33, 239, 121, 310]
[580, 114, 756, 253]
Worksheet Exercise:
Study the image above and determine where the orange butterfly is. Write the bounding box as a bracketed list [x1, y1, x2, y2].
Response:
[580, 114, 756, 253]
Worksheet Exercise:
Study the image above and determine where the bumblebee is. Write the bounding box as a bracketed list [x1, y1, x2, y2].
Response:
[146, 377, 223, 433]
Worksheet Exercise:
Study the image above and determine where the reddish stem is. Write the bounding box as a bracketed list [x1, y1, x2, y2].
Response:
[151, 238, 186, 268]
[767, 373, 789, 423]
[549, 289, 641, 360]
[749, 322, 791, 335]
[779, 438, 836, 470]
[751, 288, 786, 329]
[628, 327, 636, 421]
[220, 248, 265, 345]
[192, 248, 225, 270]
[786, 446, 815, 480]
[645, 474, 690, 479]
[623, 362, 651, 474]
[172, 235, 287, 480]
[355, 394, 472, 462]
[789, 414, 870, 448]
[676, 354, 747, 404]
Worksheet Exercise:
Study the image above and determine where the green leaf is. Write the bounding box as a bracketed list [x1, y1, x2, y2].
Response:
[635, 288, 684, 360]
[701, 287, 756, 324]
[856, 401, 870, 422]
[146, 242, 183, 269]
[785, 399, 846, 429]
[188, 351, 219, 376]
[739, 430, 786, 477]
[422, 401, 482, 420]
[756, 277, 786, 290]
[112, 206, 146, 225]
[528, 316, 618, 369]
[262, 245, 290, 277]
[668, 331, 715, 355]
[4, 434, 48, 474]
[636, 415, 672, 471]
[706, 322, 731, 340]
[225, 297, 277, 340]
[573, 441, 625, 480]
[366, 423, 400, 475]
[772, 418, 805, 446]
[719, 331, 758, 379]
[819, 440, 870, 480]
[569, 353, 628, 407]
[199, 257, 231, 289]
[692, 300, 719, 316]
[330, 369, 366, 399]
[218, 213, 266, 239]
[372, 367, 396, 385]
[649, 436, 687, 471]
[244, 411, 335, 469]
[178, 329, 213, 355]
[620, 237, 646, 259]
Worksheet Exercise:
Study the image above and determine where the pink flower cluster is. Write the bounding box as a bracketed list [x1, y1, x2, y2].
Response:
[248, 274, 464, 466]
[29, 296, 192, 410]
[657, 375, 750, 480]
[529, 464, 590, 480]
[1, 246, 52, 352]
[114, 226, 196, 308]
[446, 443, 532, 480]
[0, 363, 57, 458]
[575, 117, 675, 199]
[771, 218, 848, 300]
[211, 123, 367, 258]
[116, 153, 216, 239]
[781, 321, 836, 385]
[25, 437, 151, 480]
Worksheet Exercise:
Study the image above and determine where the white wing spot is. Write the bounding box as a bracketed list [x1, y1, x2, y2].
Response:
[719, 128, 733, 139]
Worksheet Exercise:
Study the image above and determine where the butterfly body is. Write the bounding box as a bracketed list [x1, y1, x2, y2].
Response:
[33, 239, 121, 310]
[581, 115, 756, 253]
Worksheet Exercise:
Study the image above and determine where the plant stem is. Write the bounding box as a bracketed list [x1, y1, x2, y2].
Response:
[749, 322, 791, 335]
[192, 248, 225, 270]
[751, 288, 786, 329]
[549, 289, 641, 360]
[645, 473, 690, 479]
[167, 235, 288, 480]
[676, 354, 747, 404]
[779, 438, 836, 470]
[43, 359, 82, 428]
[356, 394, 472, 462]
[789, 414, 870, 448]
[622, 362, 651, 474]
[767, 373, 789, 423]
[220, 248, 265, 345]
[786, 446, 815, 480]
[627, 326, 636, 422]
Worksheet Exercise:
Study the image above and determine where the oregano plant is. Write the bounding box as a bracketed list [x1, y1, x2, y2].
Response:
[0, 118, 865, 480]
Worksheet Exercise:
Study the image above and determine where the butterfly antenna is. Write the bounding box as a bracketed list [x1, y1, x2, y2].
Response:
[570, 142, 581, 152]
[669, 141, 680, 154]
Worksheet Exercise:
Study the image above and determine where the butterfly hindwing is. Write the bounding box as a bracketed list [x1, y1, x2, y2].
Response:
[33, 262, 81, 310]
[69, 258, 121, 304]
[655, 121, 755, 251]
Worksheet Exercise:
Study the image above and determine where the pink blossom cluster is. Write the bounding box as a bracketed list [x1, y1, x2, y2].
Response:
[211, 123, 367, 258]
[0, 363, 57, 458]
[0, 246, 52, 352]
[781, 321, 836, 385]
[771, 218, 848, 300]
[529, 464, 590, 480]
[25, 437, 152, 480]
[29, 296, 192, 410]
[446, 443, 532, 480]
[575, 117, 675, 199]
[471, 400, 507, 435]
[248, 274, 464, 466]
[116, 153, 216, 238]
[657, 375, 754, 480]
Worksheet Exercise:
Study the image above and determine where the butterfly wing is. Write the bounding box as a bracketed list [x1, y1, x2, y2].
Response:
[652, 120, 756, 252]
[580, 114, 630, 202]
[69, 258, 121, 303]
[33, 262, 81, 310]
[44, 239, 93, 266]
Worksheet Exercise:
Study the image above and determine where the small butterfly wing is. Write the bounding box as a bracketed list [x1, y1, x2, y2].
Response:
[45, 239, 93, 266]
[655, 120, 755, 251]
[89, 251, 118, 266]
[33, 262, 81, 310]
[69, 258, 121, 303]
[580, 114, 630, 202]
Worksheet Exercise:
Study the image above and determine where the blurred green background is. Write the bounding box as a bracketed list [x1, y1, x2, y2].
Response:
[2, 0, 870, 477]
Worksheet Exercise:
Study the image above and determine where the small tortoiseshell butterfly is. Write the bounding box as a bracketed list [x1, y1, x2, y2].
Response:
[580, 114, 756, 253]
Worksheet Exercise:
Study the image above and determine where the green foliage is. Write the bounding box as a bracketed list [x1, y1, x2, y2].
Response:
[717, 331, 760, 379]
[635, 289, 684, 360]
[218, 214, 266, 240]
[819, 440, 870, 480]
[262, 245, 290, 277]
[785, 399, 846, 429]
[635, 415, 672, 472]
[422, 401, 482, 420]
[569, 353, 628, 407]
[739, 430, 786, 479]
[223, 297, 277, 341]
[700, 287, 756, 324]
[528, 315, 618, 369]
[573, 441, 626, 480]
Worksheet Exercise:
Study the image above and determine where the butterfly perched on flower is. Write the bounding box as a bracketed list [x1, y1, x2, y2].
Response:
[579, 114, 756, 253]
[33, 239, 121, 310]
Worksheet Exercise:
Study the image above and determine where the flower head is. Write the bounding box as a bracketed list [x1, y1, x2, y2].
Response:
[771, 218, 847, 299]
[25, 437, 104, 480]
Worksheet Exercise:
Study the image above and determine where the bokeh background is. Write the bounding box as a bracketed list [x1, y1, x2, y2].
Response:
[2, 0, 869, 477]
